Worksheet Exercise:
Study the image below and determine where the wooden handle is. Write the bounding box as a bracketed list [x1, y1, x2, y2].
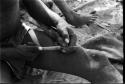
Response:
[38, 46, 61, 51]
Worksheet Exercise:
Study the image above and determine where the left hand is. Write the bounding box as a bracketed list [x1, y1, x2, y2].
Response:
[56, 20, 75, 47]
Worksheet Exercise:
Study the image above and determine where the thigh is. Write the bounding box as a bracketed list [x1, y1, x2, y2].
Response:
[27, 30, 87, 77]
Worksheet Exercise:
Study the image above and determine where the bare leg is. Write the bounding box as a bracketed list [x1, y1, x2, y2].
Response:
[52, 0, 97, 27]
[25, 30, 122, 83]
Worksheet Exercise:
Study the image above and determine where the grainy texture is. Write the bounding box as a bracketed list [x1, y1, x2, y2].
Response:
[20, 0, 123, 83]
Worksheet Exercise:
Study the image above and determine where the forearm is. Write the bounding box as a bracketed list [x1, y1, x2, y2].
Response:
[23, 0, 64, 27]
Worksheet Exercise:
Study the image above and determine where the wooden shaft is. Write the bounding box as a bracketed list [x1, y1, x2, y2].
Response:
[38, 46, 61, 51]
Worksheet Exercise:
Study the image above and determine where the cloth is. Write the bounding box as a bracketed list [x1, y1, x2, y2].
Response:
[0, 23, 32, 79]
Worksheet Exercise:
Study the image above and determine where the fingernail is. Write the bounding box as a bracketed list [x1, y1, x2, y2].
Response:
[38, 46, 43, 51]
[65, 39, 69, 43]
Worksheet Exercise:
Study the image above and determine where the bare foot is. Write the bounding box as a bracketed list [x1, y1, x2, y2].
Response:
[65, 11, 97, 27]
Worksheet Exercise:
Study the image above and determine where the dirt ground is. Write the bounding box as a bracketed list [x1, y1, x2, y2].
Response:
[20, 0, 123, 83]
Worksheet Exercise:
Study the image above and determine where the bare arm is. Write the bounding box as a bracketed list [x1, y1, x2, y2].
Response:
[22, 0, 72, 44]
[22, 0, 65, 27]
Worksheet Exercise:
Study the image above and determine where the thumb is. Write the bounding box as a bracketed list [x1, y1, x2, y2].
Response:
[58, 28, 69, 45]
[67, 28, 77, 46]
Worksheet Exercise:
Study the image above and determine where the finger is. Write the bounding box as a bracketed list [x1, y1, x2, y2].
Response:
[91, 17, 97, 20]
[67, 28, 77, 46]
[57, 36, 66, 46]
[89, 20, 95, 22]
[44, 29, 57, 40]
[92, 14, 98, 17]
[89, 18, 96, 21]
[58, 28, 70, 45]
[91, 16, 98, 20]
[44, 29, 65, 46]
[62, 30, 70, 44]
[87, 20, 94, 24]
[50, 29, 66, 46]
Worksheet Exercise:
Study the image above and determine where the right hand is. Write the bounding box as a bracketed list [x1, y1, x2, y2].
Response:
[44, 26, 77, 47]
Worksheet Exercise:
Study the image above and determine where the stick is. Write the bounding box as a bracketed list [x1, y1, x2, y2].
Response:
[38, 46, 61, 51]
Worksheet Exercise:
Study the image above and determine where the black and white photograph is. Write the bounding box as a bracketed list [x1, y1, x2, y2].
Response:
[0, 0, 123, 83]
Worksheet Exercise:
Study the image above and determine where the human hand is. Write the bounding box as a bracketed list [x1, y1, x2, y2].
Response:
[56, 20, 76, 47]
[60, 28, 77, 53]
[45, 26, 77, 53]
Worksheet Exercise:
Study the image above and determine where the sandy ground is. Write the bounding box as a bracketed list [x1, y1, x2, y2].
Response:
[20, 0, 123, 83]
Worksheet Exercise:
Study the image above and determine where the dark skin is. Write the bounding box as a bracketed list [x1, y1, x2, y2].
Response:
[0, 0, 123, 83]
[0, 0, 97, 42]
[0, 0, 66, 42]
[28, 31, 123, 83]
[52, 0, 97, 27]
